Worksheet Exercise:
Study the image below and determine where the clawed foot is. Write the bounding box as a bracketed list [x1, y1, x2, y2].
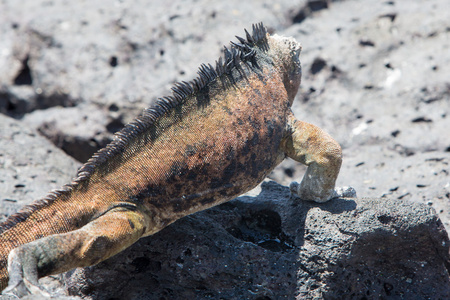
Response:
[3, 278, 50, 298]
[333, 186, 357, 198]
[2, 247, 51, 298]
[290, 181, 356, 203]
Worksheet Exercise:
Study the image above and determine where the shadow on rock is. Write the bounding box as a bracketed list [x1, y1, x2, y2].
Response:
[321, 200, 450, 299]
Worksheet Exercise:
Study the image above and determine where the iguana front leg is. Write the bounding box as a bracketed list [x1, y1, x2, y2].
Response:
[4, 206, 151, 297]
[282, 113, 356, 202]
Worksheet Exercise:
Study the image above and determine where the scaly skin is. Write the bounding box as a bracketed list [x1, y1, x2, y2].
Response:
[0, 23, 354, 296]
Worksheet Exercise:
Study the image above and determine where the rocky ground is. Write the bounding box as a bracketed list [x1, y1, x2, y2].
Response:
[0, 0, 449, 299]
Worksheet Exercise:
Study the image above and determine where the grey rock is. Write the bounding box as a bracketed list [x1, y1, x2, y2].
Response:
[0, 114, 80, 223]
[64, 181, 449, 299]
[0, 0, 302, 112]
[22, 106, 113, 163]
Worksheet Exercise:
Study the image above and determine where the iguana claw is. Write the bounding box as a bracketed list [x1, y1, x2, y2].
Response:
[333, 186, 357, 198]
[290, 181, 357, 202]
[3, 246, 50, 297]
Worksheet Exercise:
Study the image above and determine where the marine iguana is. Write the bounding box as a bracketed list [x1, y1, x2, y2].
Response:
[0, 23, 354, 296]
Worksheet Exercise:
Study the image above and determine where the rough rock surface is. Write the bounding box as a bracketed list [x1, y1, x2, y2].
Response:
[1, 0, 450, 299]
[61, 181, 449, 299]
[0, 114, 80, 223]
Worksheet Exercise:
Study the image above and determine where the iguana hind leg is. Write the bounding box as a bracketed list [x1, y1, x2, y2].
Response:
[4, 206, 151, 297]
[282, 113, 356, 202]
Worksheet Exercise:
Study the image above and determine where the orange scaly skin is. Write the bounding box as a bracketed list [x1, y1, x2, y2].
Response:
[0, 23, 354, 296]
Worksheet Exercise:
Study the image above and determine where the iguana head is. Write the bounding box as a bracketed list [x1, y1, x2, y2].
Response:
[268, 34, 302, 105]
[222, 23, 302, 106]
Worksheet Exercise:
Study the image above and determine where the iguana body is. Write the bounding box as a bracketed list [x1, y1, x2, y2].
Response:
[0, 23, 353, 296]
